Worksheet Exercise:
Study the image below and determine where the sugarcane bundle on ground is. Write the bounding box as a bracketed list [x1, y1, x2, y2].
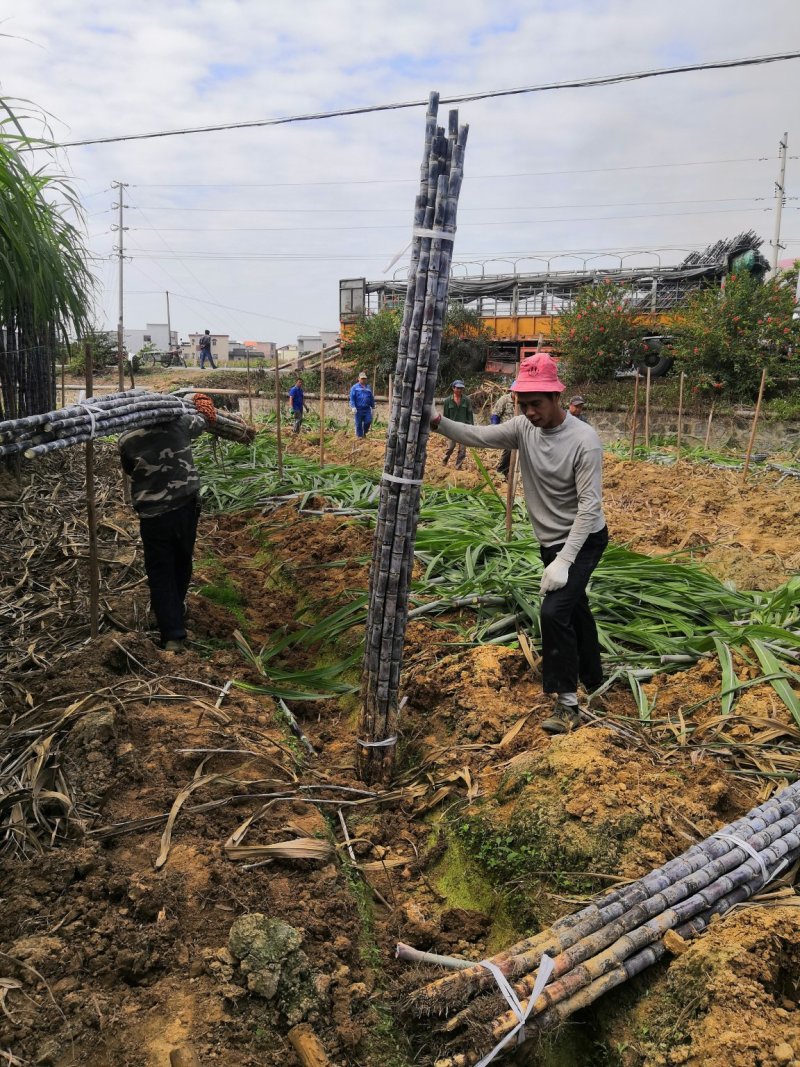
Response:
[407, 781, 800, 1066]
[358, 91, 468, 782]
[0, 389, 255, 458]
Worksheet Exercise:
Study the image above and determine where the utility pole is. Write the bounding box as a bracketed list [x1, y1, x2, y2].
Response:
[165, 290, 173, 352]
[111, 181, 129, 390]
[770, 132, 788, 272]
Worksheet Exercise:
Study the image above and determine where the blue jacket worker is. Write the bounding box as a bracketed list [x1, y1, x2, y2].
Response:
[349, 371, 375, 438]
[288, 377, 309, 434]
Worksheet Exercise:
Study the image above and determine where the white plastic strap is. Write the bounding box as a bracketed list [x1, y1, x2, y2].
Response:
[79, 401, 103, 440]
[382, 225, 457, 274]
[475, 954, 555, 1067]
[381, 472, 423, 487]
[356, 735, 397, 748]
[412, 225, 456, 241]
[714, 832, 770, 885]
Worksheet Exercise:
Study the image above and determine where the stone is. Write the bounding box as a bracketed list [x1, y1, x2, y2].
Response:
[228, 913, 317, 1025]
[773, 1044, 794, 1064]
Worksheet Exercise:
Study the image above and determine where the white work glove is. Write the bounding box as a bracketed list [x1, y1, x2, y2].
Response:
[350, 406, 357, 414]
[540, 556, 571, 595]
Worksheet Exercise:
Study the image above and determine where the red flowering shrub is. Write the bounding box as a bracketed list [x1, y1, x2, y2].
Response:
[672, 268, 800, 400]
[557, 282, 645, 382]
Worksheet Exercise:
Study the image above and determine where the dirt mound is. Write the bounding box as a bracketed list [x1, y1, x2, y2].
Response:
[602, 903, 800, 1067]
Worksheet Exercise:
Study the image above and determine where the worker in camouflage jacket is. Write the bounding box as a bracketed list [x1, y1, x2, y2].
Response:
[118, 408, 207, 651]
[491, 389, 516, 480]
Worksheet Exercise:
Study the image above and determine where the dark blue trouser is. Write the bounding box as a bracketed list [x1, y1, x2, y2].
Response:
[354, 409, 373, 437]
[139, 495, 201, 643]
[539, 526, 609, 694]
[199, 349, 216, 369]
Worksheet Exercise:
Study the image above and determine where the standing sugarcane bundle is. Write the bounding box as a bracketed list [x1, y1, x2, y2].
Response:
[358, 92, 468, 784]
[407, 780, 800, 1066]
[0, 389, 256, 459]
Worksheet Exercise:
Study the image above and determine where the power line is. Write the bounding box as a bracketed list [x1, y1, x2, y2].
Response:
[128, 205, 778, 235]
[127, 195, 775, 214]
[130, 157, 789, 190]
[53, 51, 800, 148]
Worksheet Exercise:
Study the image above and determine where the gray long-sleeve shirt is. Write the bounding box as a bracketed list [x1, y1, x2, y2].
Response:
[435, 413, 605, 562]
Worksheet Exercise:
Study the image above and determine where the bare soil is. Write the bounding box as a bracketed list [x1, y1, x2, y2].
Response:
[1, 424, 799, 1067]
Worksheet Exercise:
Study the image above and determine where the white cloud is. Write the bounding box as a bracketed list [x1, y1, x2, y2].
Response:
[2, 0, 800, 343]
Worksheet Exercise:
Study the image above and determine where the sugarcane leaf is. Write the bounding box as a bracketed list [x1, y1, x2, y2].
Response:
[746, 638, 800, 727]
[713, 638, 737, 716]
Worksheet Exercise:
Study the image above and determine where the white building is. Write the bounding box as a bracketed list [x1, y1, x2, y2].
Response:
[124, 323, 177, 353]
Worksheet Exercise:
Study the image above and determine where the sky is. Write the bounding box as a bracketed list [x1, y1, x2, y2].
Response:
[3, 0, 800, 347]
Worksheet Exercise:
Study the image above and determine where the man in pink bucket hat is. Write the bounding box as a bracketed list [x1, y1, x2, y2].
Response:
[430, 352, 608, 733]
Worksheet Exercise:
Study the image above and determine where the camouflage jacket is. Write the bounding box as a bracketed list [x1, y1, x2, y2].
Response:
[118, 412, 206, 517]
[491, 392, 516, 422]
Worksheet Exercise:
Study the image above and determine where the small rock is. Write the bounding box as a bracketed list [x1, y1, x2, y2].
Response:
[663, 930, 689, 956]
[333, 936, 351, 955]
[773, 1044, 794, 1064]
[35, 1039, 60, 1066]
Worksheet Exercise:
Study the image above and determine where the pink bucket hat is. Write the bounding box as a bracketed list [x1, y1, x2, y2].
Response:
[511, 353, 565, 394]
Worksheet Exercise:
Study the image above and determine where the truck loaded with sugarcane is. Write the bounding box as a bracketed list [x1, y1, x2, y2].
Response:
[340, 232, 770, 378]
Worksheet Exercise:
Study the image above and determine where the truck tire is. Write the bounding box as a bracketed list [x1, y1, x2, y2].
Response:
[637, 352, 674, 377]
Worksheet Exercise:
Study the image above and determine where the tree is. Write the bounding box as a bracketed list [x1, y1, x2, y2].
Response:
[340, 306, 402, 384]
[671, 269, 800, 400]
[68, 327, 119, 374]
[341, 303, 493, 386]
[0, 99, 91, 421]
[556, 282, 646, 383]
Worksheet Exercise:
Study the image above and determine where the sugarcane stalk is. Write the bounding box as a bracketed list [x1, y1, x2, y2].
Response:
[358, 98, 467, 783]
[466, 839, 800, 1059]
[410, 782, 800, 1014]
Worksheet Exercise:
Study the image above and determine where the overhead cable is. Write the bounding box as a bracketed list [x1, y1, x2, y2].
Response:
[52, 51, 800, 148]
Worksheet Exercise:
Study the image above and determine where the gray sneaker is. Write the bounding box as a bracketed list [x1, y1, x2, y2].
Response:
[163, 639, 187, 653]
[541, 702, 581, 735]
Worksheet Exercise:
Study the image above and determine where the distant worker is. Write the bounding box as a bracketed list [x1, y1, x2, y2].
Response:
[491, 386, 516, 479]
[288, 376, 309, 434]
[430, 354, 607, 735]
[442, 379, 474, 469]
[569, 395, 588, 422]
[349, 371, 375, 438]
[198, 330, 216, 370]
[118, 404, 208, 653]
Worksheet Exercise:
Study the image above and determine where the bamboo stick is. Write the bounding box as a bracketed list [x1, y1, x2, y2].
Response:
[742, 367, 767, 481]
[84, 344, 99, 640]
[319, 350, 326, 466]
[644, 366, 652, 449]
[504, 450, 517, 541]
[60, 360, 65, 408]
[246, 348, 253, 423]
[629, 372, 640, 460]
[676, 370, 685, 461]
[704, 401, 715, 449]
[274, 352, 283, 480]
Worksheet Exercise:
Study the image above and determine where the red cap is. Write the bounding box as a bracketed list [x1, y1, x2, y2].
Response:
[511, 353, 565, 394]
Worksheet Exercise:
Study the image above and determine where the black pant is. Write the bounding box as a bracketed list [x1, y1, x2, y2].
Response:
[497, 449, 511, 478]
[139, 495, 200, 642]
[539, 526, 608, 694]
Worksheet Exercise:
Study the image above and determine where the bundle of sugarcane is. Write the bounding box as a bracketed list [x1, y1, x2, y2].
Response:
[0, 389, 255, 458]
[408, 781, 800, 1066]
[358, 91, 468, 783]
